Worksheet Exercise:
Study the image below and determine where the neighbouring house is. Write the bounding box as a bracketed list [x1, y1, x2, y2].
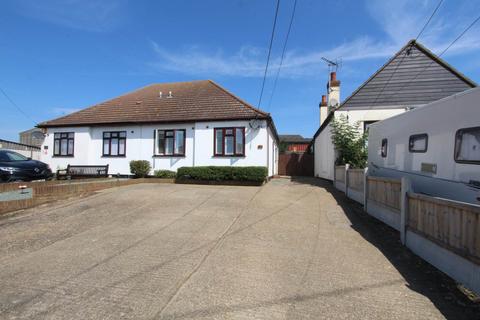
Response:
[19, 128, 45, 148]
[279, 135, 311, 153]
[0, 139, 41, 160]
[313, 39, 476, 181]
[37, 80, 279, 176]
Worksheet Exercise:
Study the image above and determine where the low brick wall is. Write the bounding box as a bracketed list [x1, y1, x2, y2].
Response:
[175, 178, 264, 186]
[0, 178, 173, 215]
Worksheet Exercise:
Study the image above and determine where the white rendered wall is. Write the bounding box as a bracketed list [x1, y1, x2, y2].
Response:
[314, 122, 335, 180]
[314, 106, 408, 181]
[266, 125, 279, 176]
[335, 107, 407, 133]
[40, 120, 274, 176]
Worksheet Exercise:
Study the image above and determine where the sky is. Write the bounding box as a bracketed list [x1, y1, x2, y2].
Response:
[1, 0, 479, 141]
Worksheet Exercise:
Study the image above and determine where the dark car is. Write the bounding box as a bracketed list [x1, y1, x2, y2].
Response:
[0, 150, 53, 182]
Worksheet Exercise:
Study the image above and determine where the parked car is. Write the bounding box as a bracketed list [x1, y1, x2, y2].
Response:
[0, 150, 53, 182]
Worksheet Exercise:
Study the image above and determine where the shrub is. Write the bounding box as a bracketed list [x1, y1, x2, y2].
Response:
[129, 160, 151, 178]
[154, 169, 176, 179]
[330, 114, 367, 168]
[176, 166, 267, 182]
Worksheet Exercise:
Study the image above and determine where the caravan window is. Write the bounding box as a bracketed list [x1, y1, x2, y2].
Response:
[381, 139, 388, 158]
[409, 134, 428, 153]
[455, 127, 480, 164]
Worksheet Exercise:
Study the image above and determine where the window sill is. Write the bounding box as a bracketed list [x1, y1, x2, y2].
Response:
[52, 155, 74, 158]
[101, 155, 126, 158]
[213, 155, 246, 158]
[153, 155, 186, 158]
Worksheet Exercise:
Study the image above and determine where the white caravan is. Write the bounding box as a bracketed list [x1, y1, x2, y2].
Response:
[368, 87, 480, 205]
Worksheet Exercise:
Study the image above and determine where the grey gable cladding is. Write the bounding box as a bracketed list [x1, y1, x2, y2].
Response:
[313, 40, 476, 140]
[340, 39, 476, 110]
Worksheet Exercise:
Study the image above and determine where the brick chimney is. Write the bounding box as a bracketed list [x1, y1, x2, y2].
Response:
[319, 72, 341, 126]
[319, 95, 328, 125]
[327, 71, 340, 111]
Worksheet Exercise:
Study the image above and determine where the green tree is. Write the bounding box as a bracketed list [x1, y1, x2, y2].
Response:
[330, 114, 367, 168]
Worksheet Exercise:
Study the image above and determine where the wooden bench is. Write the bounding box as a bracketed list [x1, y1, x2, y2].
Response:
[56, 165, 109, 180]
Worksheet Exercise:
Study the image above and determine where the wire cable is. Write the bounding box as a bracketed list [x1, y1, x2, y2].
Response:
[0, 86, 38, 125]
[437, 14, 480, 57]
[258, 0, 281, 109]
[415, 0, 444, 40]
[385, 13, 480, 102]
[371, 0, 444, 107]
[266, 0, 297, 111]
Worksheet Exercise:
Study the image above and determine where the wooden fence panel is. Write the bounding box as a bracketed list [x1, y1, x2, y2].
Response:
[367, 176, 401, 212]
[407, 193, 480, 264]
[278, 153, 314, 176]
[348, 169, 364, 192]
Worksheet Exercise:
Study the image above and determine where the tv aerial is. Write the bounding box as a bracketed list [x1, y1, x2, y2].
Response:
[321, 56, 342, 73]
[321, 57, 342, 107]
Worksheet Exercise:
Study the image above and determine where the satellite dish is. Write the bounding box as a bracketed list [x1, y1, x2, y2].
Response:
[249, 119, 262, 130]
[329, 98, 338, 107]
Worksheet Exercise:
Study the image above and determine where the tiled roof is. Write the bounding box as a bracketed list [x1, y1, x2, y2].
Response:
[38, 80, 270, 127]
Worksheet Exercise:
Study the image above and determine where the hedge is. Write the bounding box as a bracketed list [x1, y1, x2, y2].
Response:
[176, 166, 268, 182]
[154, 169, 176, 179]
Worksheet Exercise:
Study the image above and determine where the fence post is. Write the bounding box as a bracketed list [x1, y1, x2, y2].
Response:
[363, 167, 369, 210]
[345, 164, 350, 196]
[400, 177, 412, 245]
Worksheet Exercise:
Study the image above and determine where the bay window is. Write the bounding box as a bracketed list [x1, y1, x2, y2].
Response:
[103, 131, 126, 156]
[156, 129, 185, 156]
[214, 127, 245, 156]
[53, 132, 74, 156]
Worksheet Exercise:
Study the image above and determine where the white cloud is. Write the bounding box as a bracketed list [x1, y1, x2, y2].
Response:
[366, 0, 480, 54]
[150, 43, 266, 77]
[150, 37, 398, 79]
[10, 0, 127, 32]
[149, 0, 480, 78]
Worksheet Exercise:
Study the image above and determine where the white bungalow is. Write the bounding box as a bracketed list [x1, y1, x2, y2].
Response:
[37, 80, 279, 176]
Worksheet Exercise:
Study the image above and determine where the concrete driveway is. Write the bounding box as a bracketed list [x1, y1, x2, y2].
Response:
[0, 178, 476, 319]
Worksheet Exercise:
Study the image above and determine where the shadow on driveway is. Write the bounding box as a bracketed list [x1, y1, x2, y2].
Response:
[289, 176, 480, 320]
